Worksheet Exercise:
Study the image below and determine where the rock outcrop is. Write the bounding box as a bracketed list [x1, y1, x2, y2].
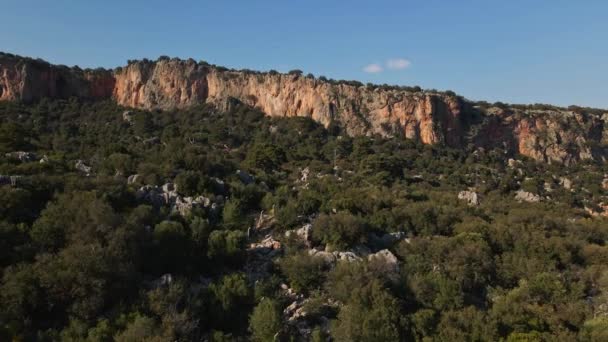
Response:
[560, 177, 573, 190]
[2, 52, 607, 164]
[0, 53, 114, 102]
[458, 190, 480, 206]
[127, 174, 141, 184]
[5, 151, 37, 162]
[285, 223, 313, 242]
[135, 182, 213, 216]
[368, 249, 400, 274]
[75, 160, 92, 174]
[515, 190, 542, 203]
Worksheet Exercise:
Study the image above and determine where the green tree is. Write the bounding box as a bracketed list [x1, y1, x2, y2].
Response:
[114, 314, 162, 342]
[207, 230, 247, 266]
[312, 212, 367, 250]
[331, 281, 408, 342]
[407, 273, 464, 311]
[279, 252, 325, 293]
[0, 122, 29, 152]
[244, 142, 286, 173]
[0, 263, 44, 335]
[30, 192, 120, 252]
[107, 153, 134, 174]
[209, 273, 253, 331]
[435, 307, 497, 342]
[249, 298, 282, 341]
[153, 220, 190, 272]
[580, 317, 608, 342]
[132, 112, 154, 136]
[175, 171, 202, 196]
[222, 199, 246, 230]
[86, 318, 114, 342]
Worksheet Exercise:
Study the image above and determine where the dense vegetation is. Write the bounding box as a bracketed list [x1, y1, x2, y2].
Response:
[0, 98, 607, 341]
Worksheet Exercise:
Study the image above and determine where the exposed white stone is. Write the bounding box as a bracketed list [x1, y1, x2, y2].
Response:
[122, 110, 133, 123]
[127, 174, 141, 184]
[300, 167, 310, 182]
[560, 177, 573, 190]
[75, 160, 92, 174]
[515, 189, 541, 203]
[458, 190, 480, 206]
[285, 223, 312, 241]
[6, 151, 37, 162]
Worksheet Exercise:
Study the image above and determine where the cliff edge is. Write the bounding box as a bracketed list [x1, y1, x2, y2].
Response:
[1, 52, 606, 164]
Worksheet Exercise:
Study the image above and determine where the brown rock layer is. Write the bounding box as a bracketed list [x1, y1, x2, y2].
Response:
[0, 53, 114, 101]
[1, 53, 606, 164]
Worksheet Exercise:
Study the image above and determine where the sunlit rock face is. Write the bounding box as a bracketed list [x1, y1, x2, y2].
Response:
[0, 53, 114, 102]
[112, 59, 463, 145]
[2, 53, 607, 163]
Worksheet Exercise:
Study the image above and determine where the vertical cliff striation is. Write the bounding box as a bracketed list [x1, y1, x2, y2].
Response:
[113, 58, 463, 145]
[1, 52, 606, 164]
[113, 58, 208, 109]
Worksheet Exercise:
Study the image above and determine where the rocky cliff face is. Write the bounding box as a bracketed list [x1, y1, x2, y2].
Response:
[472, 106, 607, 164]
[113, 59, 208, 110]
[112, 59, 463, 145]
[0, 53, 114, 102]
[1, 53, 606, 164]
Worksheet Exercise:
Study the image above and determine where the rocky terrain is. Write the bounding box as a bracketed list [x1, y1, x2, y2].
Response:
[1, 52, 607, 164]
[1, 90, 607, 341]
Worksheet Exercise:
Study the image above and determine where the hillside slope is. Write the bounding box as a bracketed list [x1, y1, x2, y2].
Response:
[1, 52, 607, 164]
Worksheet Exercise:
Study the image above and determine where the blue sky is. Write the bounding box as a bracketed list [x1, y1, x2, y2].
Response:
[1, 0, 607, 108]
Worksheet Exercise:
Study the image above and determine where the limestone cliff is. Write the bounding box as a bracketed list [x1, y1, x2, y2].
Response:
[1, 52, 606, 164]
[473, 106, 607, 164]
[0, 53, 114, 102]
[110, 59, 463, 145]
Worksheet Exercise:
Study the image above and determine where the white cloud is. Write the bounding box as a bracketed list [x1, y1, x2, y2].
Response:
[386, 58, 411, 70]
[363, 63, 383, 73]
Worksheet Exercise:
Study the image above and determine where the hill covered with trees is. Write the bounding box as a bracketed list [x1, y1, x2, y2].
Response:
[0, 97, 607, 341]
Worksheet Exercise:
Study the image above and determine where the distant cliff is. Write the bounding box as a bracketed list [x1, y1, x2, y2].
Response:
[1, 52, 607, 164]
[0, 53, 114, 102]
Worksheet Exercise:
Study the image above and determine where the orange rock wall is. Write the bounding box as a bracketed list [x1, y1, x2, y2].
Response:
[1, 54, 606, 164]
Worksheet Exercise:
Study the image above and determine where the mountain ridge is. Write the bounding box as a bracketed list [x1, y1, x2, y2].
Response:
[1, 51, 607, 164]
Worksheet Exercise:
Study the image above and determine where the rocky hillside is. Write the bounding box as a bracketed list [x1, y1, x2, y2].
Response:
[1, 97, 607, 341]
[1, 52, 607, 164]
